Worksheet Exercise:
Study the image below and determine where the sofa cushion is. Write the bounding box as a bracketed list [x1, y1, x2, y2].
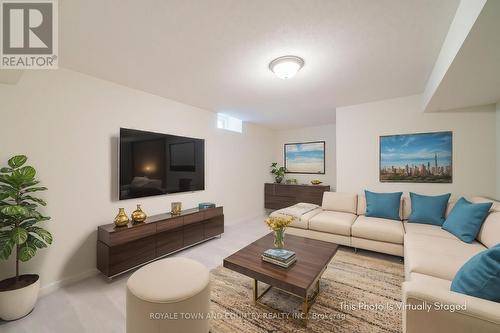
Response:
[352, 215, 404, 244]
[403, 221, 456, 239]
[321, 192, 358, 214]
[451, 245, 500, 302]
[477, 212, 500, 248]
[365, 190, 403, 221]
[402, 196, 455, 221]
[270, 207, 322, 229]
[404, 233, 487, 281]
[442, 198, 493, 243]
[309, 211, 356, 236]
[408, 192, 451, 226]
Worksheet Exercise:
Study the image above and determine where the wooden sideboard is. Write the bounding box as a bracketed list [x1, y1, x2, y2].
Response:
[97, 207, 223, 277]
[264, 183, 330, 209]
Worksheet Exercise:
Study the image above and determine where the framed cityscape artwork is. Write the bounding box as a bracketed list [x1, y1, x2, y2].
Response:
[284, 141, 325, 174]
[379, 131, 452, 183]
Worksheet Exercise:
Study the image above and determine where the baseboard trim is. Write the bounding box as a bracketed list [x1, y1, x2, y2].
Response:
[39, 268, 99, 297]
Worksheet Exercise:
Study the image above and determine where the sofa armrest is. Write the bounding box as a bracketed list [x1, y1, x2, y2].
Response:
[402, 279, 500, 333]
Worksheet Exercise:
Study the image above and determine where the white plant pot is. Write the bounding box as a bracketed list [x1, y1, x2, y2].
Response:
[0, 274, 40, 321]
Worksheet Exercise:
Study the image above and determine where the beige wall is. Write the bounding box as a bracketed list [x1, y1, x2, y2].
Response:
[0, 69, 274, 291]
[273, 124, 336, 189]
[336, 95, 496, 197]
[497, 103, 500, 200]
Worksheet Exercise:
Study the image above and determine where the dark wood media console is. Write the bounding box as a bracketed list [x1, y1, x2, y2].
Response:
[265, 183, 330, 209]
[97, 206, 224, 277]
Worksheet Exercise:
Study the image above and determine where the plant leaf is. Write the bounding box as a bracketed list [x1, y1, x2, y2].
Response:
[0, 239, 14, 260]
[11, 227, 28, 245]
[27, 234, 47, 249]
[20, 219, 38, 228]
[20, 203, 37, 210]
[20, 180, 40, 189]
[0, 231, 10, 242]
[21, 195, 46, 206]
[0, 167, 13, 173]
[1, 205, 29, 217]
[0, 193, 8, 201]
[24, 210, 50, 221]
[18, 244, 36, 262]
[8, 155, 27, 169]
[17, 166, 36, 180]
[0, 174, 17, 187]
[31, 227, 52, 245]
[23, 187, 48, 193]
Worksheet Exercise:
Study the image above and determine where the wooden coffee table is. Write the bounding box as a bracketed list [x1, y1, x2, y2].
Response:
[223, 233, 339, 325]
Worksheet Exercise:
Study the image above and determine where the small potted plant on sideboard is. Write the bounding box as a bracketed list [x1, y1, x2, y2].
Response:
[270, 162, 286, 184]
[0, 155, 52, 321]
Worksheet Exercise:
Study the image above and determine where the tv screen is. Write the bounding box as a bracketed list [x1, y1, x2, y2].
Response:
[119, 128, 205, 200]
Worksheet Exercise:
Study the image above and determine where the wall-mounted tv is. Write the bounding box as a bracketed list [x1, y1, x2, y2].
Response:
[119, 128, 205, 200]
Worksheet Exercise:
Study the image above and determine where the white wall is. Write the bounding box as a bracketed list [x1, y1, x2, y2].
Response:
[273, 124, 336, 188]
[336, 95, 496, 197]
[0, 69, 274, 291]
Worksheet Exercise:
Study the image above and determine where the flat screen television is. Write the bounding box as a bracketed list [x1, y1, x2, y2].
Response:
[119, 128, 205, 200]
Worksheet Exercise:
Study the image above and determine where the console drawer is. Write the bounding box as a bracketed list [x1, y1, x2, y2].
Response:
[204, 207, 223, 219]
[183, 212, 205, 225]
[107, 223, 156, 246]
[157, 216, 183, 232]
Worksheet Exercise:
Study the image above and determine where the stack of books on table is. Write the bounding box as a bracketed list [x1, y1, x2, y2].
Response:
[262, 248, 296, 268]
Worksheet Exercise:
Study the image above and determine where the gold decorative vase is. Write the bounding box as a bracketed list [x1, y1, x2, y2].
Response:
[171, 202, 182, 215]
[114, 208, 129, 227]
[131, 204, 147, 223]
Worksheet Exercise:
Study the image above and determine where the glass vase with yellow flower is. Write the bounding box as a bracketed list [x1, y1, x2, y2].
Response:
[265, 216, 294, 248]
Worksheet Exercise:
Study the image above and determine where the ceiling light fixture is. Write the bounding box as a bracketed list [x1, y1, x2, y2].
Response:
[269, 55, 305, 79]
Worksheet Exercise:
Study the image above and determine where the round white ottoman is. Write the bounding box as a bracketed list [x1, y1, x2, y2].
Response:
[126, 257, 210, 333]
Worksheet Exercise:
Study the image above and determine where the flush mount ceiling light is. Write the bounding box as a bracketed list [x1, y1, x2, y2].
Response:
[269, 55, 305, 79]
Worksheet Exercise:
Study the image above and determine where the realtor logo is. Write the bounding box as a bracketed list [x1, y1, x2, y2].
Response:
[1, 0, 58, 69]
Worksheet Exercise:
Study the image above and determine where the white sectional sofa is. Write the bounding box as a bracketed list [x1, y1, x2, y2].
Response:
[270, 192, 500, 333]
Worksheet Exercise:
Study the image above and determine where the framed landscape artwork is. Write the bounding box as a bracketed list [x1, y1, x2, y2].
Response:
[380, 131, 452, 183]
[284, 141, 325, 174]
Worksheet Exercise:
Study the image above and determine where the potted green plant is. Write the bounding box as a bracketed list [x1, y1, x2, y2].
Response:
[0, 155, 52, 321]
[270, 162, 286, 184]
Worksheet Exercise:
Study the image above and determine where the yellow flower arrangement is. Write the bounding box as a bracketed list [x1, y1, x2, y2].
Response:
[265, 216, 294, 231]
[265, 216, 294, 248]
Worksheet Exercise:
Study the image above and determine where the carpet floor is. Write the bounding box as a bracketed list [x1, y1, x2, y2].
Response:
[209, 248, 404, 333]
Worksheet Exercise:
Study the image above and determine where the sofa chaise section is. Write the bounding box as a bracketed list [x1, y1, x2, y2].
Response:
[402, 197, 500, 333]
[404, 197, 499, 281]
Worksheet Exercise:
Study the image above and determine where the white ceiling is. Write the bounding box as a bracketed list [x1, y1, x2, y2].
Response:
[60, 0, 460, 129]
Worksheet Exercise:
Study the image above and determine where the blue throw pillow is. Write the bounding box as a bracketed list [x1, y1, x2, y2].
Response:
[442, 197, 492, 243]
[451, 244, 500, 302]
[408, 192, 451, 226]
[364, 190, 402, 221]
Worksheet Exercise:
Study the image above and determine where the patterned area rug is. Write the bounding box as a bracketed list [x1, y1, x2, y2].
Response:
[209, 248, 404, 333]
